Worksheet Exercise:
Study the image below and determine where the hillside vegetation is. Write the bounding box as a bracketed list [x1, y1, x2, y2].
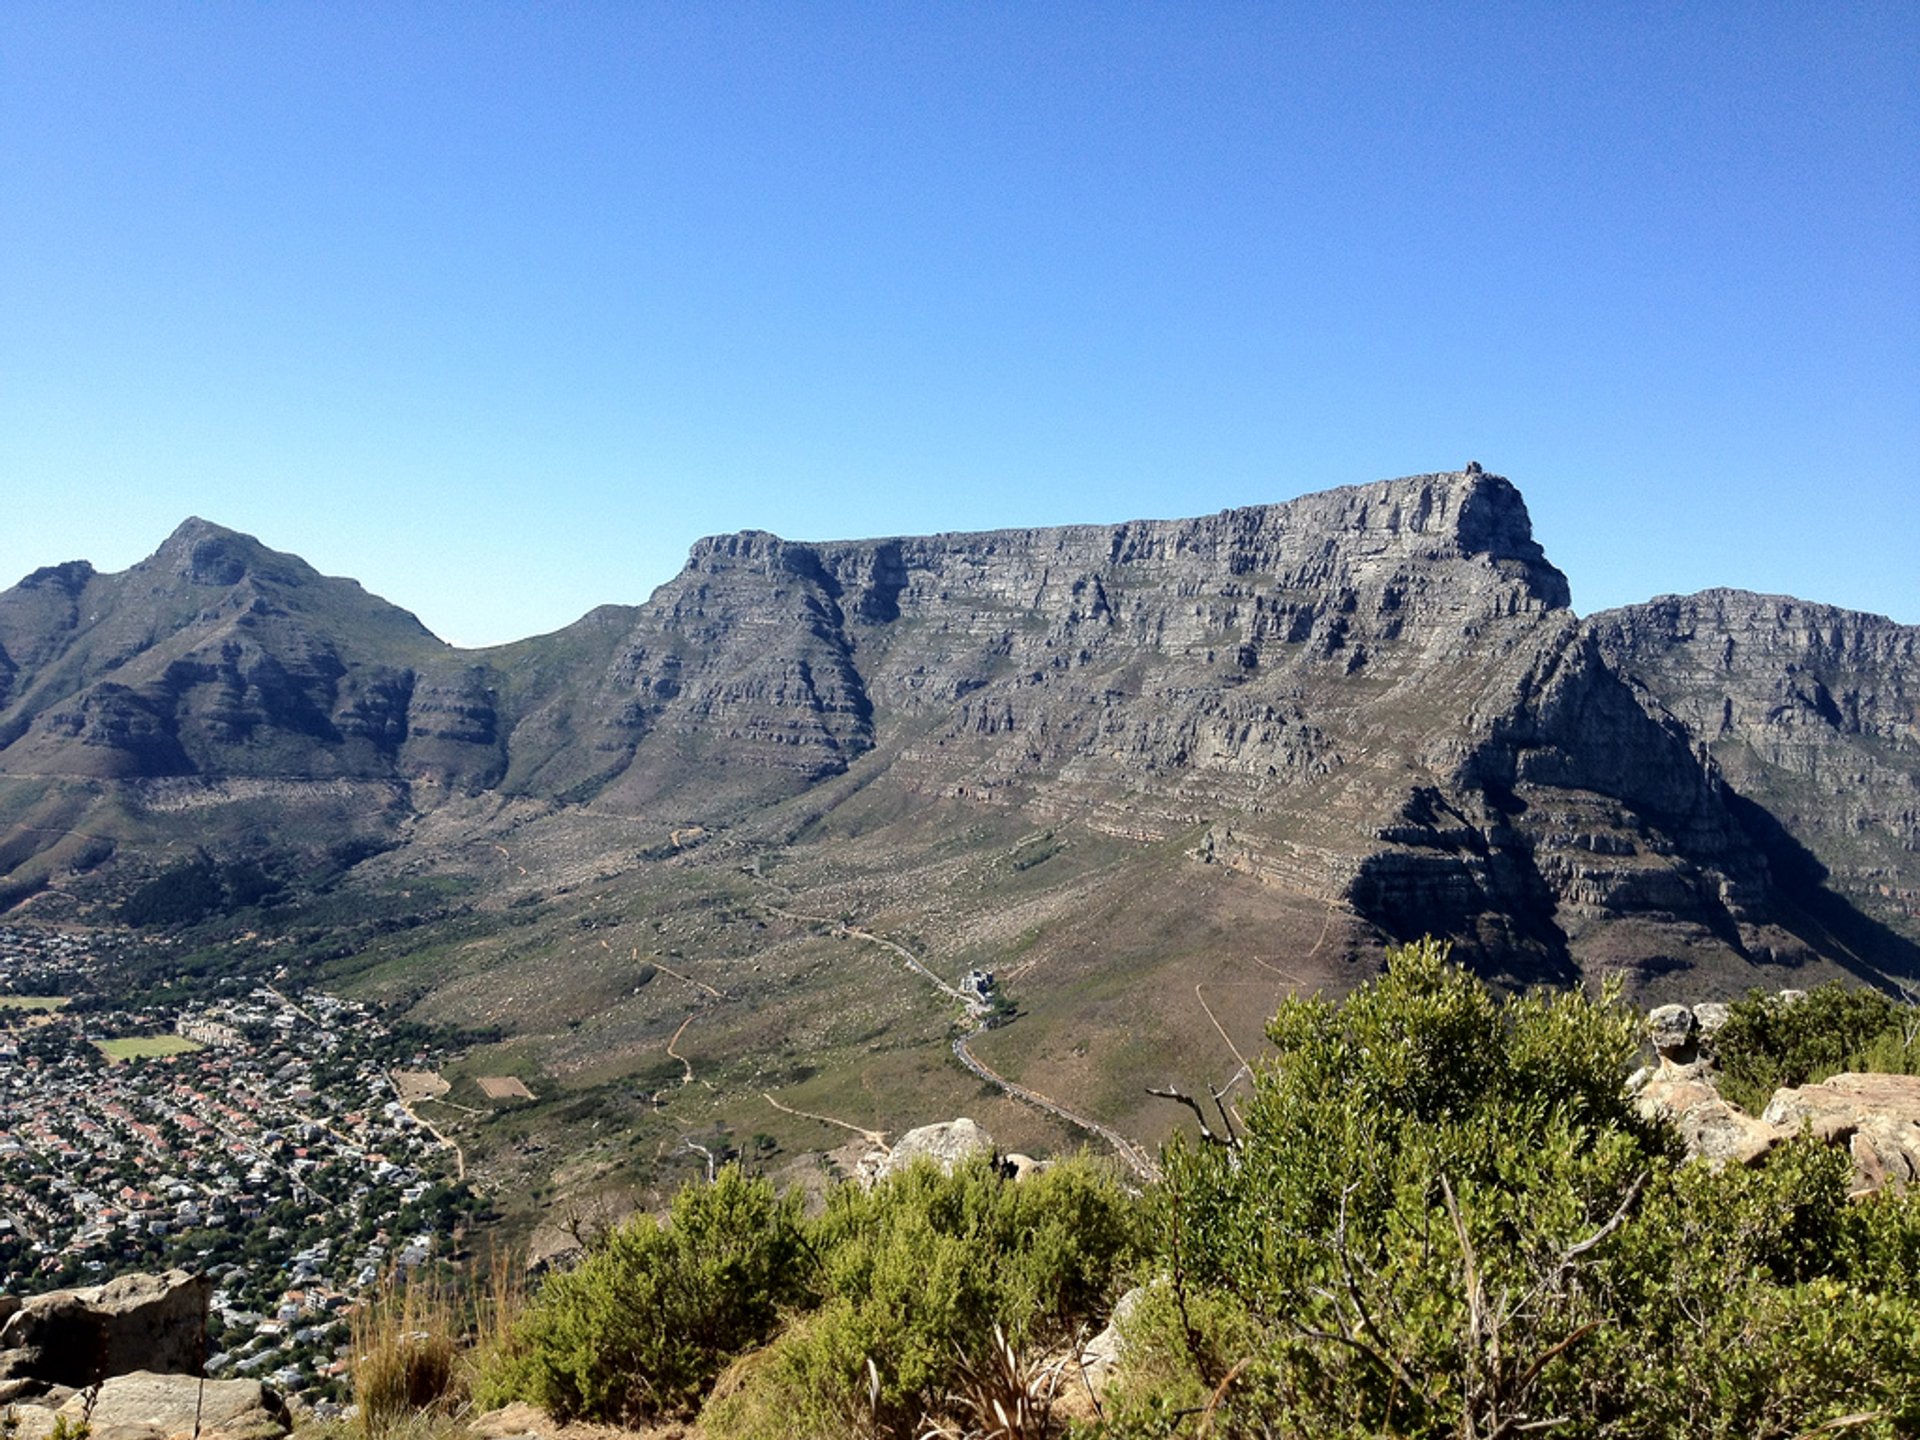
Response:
[369, 942, 1920, 1440]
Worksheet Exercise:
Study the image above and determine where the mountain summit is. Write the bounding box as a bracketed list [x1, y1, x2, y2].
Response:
[1, 469, 1914, 1017]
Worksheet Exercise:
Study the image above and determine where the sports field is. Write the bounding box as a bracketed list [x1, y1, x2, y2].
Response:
[94, 1035, 205, 1062]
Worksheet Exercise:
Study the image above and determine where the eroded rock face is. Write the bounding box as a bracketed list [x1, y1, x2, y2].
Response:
[538, 470, 1846, 985]
[1634, 1072, 1777, 1167]
[1590, 591, 1920, 966]
[3, 470, 1915, 995]
[1762, 1073, 1920, 1194]
[0, 1270, 211, 1389]
[1647, 1004, 1698, 1059]
[1631, 1012, 1920, 1195]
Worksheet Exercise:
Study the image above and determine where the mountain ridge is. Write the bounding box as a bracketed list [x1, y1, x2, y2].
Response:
[1, 467, 1914, 1008]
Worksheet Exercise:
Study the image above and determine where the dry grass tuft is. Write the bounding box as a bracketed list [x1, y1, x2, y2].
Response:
[350, 1276, 465, 1435]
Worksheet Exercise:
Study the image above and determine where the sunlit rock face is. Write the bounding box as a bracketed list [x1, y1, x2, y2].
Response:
[1, 470, 1915, 994]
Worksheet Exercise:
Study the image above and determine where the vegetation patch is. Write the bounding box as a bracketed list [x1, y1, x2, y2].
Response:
[1712, 981, 1920, 1112]
[454, 941, 1920, 1440]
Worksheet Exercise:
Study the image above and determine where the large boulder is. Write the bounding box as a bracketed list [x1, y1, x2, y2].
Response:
[47, 1371, 289, 1440]
[0, 1270, 211, 1388]
[1762, 1072, 1920, 1194]
[1633, 1072, 1776, 1167]
[864, 1118, 995, 1184]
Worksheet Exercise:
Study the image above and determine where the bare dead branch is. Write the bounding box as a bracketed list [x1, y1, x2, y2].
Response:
[1147, 1084, 1235, 1147]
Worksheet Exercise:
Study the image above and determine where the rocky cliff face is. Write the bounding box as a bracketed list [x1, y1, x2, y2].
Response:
[1590, 592, 1920, 970]
[519, 468, 1864, 987]
[1, 474, 1914, 995]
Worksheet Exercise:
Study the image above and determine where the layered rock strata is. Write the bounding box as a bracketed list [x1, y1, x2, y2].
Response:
[1, 469, 1915, 991]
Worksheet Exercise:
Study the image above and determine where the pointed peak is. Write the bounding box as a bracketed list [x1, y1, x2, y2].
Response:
[146, 518, 293, 588]
[163, 516, 241, 544]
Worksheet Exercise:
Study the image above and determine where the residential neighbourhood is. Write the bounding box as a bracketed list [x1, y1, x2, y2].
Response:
[0, 923, 483, 1401]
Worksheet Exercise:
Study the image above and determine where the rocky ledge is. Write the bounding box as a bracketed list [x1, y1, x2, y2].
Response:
[1630, 998, 1920, 1192]
[0, 1270, 289, 1440]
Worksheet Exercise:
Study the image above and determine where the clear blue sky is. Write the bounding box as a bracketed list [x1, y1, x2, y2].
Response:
[4, 3, 1914, 646]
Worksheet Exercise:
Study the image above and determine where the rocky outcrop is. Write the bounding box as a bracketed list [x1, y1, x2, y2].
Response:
[54, 1371, 289, 1440]
[1762, 1073, 1920, 1194]
[1630, 998, 1920, 1192]
[0, 1271, 286, 1440]
[1643, 1068, 1920, 1194]
[1630, 1000, 1779, 1165]
[1634, 1072, 1779, 1167]
[0, 1269, 210, 1388]
[862, 1117, 997, 1184]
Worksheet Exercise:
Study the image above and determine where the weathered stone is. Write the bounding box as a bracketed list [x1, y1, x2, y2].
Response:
[54, 1371, 289, 1440]
[1081, 1284, 1151, 1375]
[0, 1271, 210, 1389]
[1646, 1004, 1697, 1059]
[1691, 1001, 1730, 1039]
[1762, 1073, 1920, 1194]
[1634, 1073, 1775, 1167]
[4, 1403, 58, 1440]
[870, 1118, 995, 1182]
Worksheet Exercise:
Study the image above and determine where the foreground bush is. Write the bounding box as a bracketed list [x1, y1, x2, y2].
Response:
[1102, 939, 1920, 1439]
[474, 941, 1920, 1438]
[702, 1153, 1141, 1440]
[476, 1166, 809, 1424]
[1713, 981, 1920, 1112]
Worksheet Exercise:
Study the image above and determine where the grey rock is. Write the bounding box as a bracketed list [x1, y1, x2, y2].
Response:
[56, 1370, 289, 1440]
[1646, 1004, 1697, 1058]
[4, 1404, 58, 1440]
[1082, 1284, 1152, 1374]
[869, 1118, 995, 1182]
[0, 1270, 211, 1389]
[1691, 1001, 1731, 1038]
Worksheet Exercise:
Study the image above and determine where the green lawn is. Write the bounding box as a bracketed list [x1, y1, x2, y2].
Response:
[94, 1034, 205, 1062]
[0, 995, 69, 1011]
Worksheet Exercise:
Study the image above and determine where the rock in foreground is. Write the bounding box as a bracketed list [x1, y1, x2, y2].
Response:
[0, 1270, 211, 1388]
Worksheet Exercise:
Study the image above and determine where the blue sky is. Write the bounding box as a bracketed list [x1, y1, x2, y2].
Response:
[4, 3, 1914, 646]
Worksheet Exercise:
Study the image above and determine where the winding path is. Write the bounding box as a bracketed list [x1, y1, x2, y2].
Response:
[765, 904, 1160, 1182]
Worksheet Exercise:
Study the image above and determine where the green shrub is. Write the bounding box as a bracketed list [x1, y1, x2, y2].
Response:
[1713, 982, 1919, 1113]
[1105, 939, 1920, 1440]
[476, 1166, 809, 1424]
[1579, 1136, 1920, 1438]
[702, 1153, 1140, 1440]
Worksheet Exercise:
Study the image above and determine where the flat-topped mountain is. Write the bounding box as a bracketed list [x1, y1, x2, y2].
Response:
[3, 474, 1920, 1090]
